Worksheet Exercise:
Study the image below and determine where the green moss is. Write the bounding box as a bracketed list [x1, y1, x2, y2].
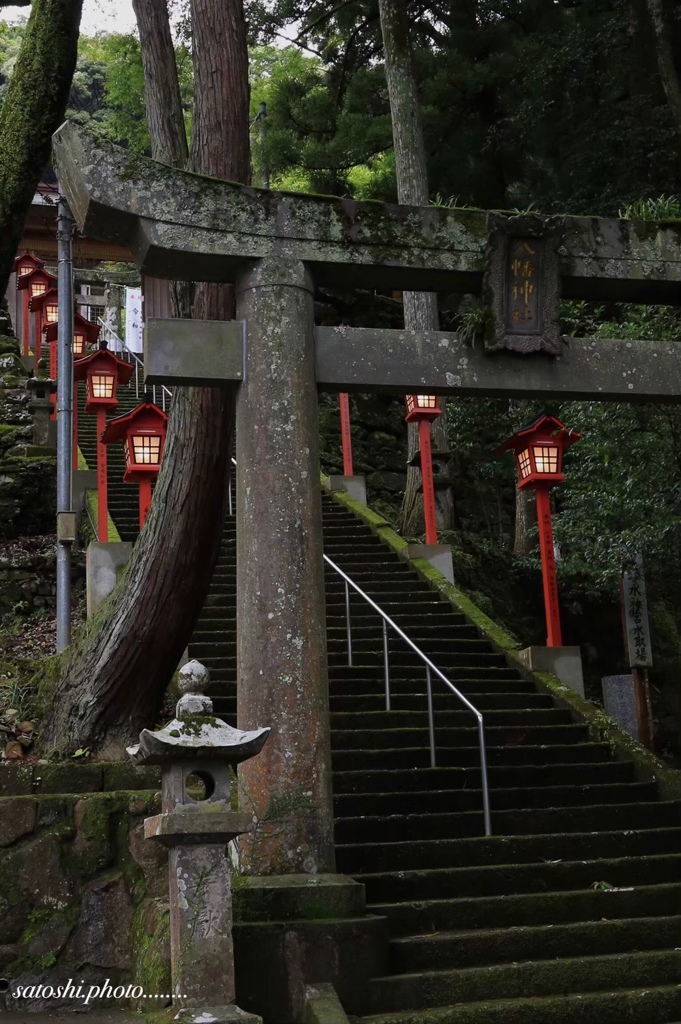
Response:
[130, 899, 171, 1006]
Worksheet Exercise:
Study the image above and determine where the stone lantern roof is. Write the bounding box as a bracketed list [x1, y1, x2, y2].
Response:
[127, 659, 270, 765]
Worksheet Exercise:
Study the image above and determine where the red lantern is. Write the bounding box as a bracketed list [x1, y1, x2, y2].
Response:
[404, 394, 442, 546]
[405, 394, 442, 422]
[17, 267, 56, 356]
[101, 398, 168, 529]
[497, 414, 583, 647]
[75, 342, 134, 542]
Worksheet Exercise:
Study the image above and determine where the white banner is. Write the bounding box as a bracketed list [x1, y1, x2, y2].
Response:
[125, 287, 144, 353]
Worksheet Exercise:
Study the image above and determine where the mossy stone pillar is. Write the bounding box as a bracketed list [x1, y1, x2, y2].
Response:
[235, 257, 334, 875]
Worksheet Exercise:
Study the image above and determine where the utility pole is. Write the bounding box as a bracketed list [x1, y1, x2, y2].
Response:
[56, 193, 75, 652]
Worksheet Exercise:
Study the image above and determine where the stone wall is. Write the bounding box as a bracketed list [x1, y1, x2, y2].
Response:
[0, 335, 56, 541]
[0, 762, 171, 1012]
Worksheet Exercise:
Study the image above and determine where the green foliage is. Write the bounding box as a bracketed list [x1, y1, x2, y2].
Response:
[619, 195, 681, 221]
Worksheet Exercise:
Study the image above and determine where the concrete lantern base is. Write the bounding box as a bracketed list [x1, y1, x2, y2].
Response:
[233, 874, 387, 1023]
[405, 543, 454, 583]
[86, 541, 133, 617]
[324, 474, 367, 505]
[517, 645, 585, 697]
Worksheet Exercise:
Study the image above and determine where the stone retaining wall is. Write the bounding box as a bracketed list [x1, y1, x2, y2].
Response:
[0, 762, 170, 1013]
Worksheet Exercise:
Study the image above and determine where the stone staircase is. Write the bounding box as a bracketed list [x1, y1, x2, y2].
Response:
[319, 495, 681, 1024]
[76, 377, 146, 541]
[85, 448, 681, 1021]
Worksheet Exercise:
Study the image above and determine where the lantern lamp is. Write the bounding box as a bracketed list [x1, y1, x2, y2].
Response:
[405, 394, 442, 423]
[13, 253, 45, 278]
[102, 397, 168, 528]
[496, 414, 583, 647]
[75, 341, 134, 541]
[496, 414, 581, 491]
[17, 268, 56, 356]
[45, 312, 101, 359]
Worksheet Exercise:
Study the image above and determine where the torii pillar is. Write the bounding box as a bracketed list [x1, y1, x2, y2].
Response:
[235, 257, 334, 875]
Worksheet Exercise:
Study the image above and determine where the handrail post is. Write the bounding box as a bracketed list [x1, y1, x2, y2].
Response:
[382, 619, 390, 711]
[426, 666, 436, 768]
[344, 579, 353, 667]
[477, 714, 493, 836]
[321, 551, 492, 836]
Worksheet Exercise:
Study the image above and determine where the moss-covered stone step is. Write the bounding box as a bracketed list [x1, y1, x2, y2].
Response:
[336, 828, 681, 874]
[332, 761, 635, 796]
[329, 708, 573, 730]
[367, 881, 681, 934]
[331, 723, 589, 752]
[328, 675, 533, 695]
[334, 780, 658, 817]
[327, 623, 480, 641]
[334, 801, 680, 843]
[356, 983, 681, 1024]
[331, 741, 614, 771]
[367, 948, 681, 1013]
[356, 852, 680, 903]
[328, 665, 521, 682]
[325, 592, 445, 608]
[391, 914, 681, 971]
[328, 650, 509, 668]
[330, 693, 555, 714]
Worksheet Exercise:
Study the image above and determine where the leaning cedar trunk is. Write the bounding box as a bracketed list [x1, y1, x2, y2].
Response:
[378, 0, 454, 537]
[514, 485, 537, 556]
[0, 0, 83, 295]
[41, 0, 250, 758]
[645, 0, 681, 152]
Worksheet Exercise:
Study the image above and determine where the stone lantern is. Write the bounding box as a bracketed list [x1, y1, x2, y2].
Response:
[26, 372, 57, 447]
[127, 660, 269, 1024]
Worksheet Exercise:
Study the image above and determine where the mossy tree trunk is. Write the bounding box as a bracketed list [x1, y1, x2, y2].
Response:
[0, 0, 83, 295]
[378, 0, 454, 537]
[41, 0, 250, 758]
[645, 0, 681, 155]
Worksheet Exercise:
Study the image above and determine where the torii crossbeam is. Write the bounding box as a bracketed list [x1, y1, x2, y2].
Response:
[53, 122, 681, 876]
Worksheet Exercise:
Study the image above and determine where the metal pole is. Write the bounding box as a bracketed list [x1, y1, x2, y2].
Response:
[382, 619, 390, 710]
[344, 580, 353, 666]
[477, 714, 493, 836]
[259, 101, 270, 189]
[426, 666, 436, 767]
[56, 195, 75, 653]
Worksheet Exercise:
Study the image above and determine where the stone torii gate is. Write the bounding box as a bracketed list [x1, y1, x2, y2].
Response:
[53, 122, 681, 879]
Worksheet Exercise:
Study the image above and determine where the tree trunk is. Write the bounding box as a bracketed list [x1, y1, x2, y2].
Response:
[645, 0, 681, 149]
[378, 0, 454, 537]
[514, 486, 537, 556]
[41, 0, 250, 758]
[0, 0, 83, 295]
[132, 0, 189, 168]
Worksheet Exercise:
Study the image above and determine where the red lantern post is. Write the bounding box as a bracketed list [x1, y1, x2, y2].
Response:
[101, 397, 168, 529]
[339, 393, 354, 476]
[45, 315, 101, 467]
[13, 254, 45, 356]
[405, 395, 442, 546]
[497, 415, 582, 647]
[74, 341, 133, 541]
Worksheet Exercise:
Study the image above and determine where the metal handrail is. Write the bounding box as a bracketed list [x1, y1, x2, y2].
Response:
[323, 553, 492, 836]
[96, 318, 173, 413]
